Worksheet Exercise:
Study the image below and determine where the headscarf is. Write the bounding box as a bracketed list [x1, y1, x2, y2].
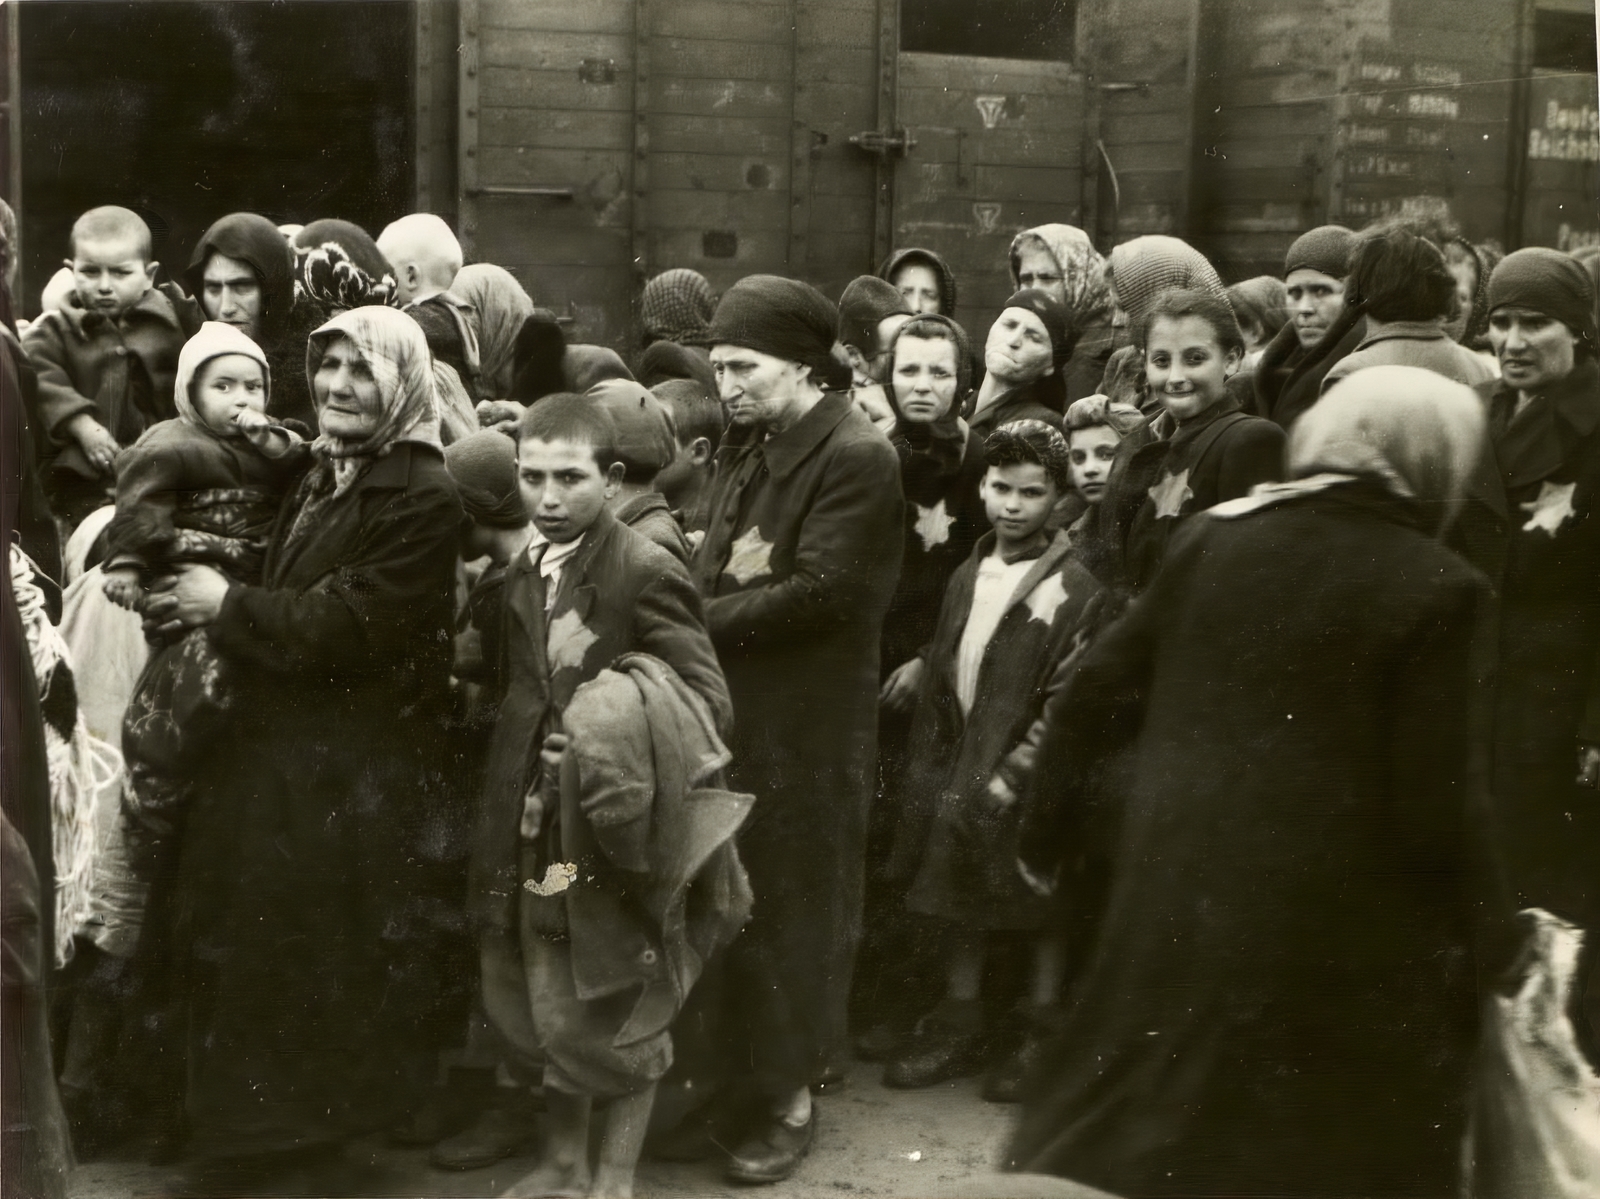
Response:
[1001, 288, 1078, 372]
[1107, 236, 1227, 328]
[641, 268, 716, 347]
[173, 321, 271, 429]
[878, 247, 959, 315]
[886, 314, 972, 473]
[707, 275, 841, 383]
[1063, 393, 1144, 438]
[638, 339, 717, 396]
[443, 428, 525, 528]
[563, 345, 635, 392]
[510, 311, 568, 405]
[184, 213, 296, 343]
[291, 219, 398, 312]
[1488, 247, 1600, 359]
[1009, 224, 1111, 325]
[454, 263, 535, 401]
[303, 306, 442, 496]
[1285, 365, 1484, 519]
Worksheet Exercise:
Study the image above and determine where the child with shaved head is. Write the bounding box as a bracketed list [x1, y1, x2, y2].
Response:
[378, 213, 481, 404]
[23, 205, 186, 524]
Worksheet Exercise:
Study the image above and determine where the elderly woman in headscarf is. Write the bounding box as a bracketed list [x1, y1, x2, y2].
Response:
[1459, 247, 1600, 1062]
[185, 212, 323, 428]
[1008, 224, 1117, 404]
[135, 305, 463, 1188]
[967, 289, 1076, 437]
[1097, 234, 1233, 414]
[1009, 364, 1492, 1199]
[453, 263, 534, 404]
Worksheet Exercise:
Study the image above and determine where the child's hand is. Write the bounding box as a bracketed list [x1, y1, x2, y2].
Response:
[985, 774, 1018, 812]
[477, 399, 527, 435]
[67, 415, 120, 474]
[102, 567, 143, 609]
[879, 657, 925, 713]
[232, 408, 274, 447]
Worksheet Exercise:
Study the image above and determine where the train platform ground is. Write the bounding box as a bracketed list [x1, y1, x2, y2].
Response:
[66, 1069, 1116, 1198]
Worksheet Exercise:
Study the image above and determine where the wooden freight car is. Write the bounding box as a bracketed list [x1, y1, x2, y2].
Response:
[10, 0, 1598, 349]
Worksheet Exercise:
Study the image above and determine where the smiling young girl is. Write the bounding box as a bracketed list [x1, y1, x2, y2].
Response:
[1101, 289, 1286, 592]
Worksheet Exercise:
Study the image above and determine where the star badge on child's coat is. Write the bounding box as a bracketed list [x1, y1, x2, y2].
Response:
[547, 608, 599, 673]
[1148, 469, 1193, 519]
[1023, 573, 1071, 625]
[1520, 480, 1578, 535]
[723, 525, 776, 585]
[913, 499, 957, 550]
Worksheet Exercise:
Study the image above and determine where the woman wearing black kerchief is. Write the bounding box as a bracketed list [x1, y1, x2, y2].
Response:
[966, 289, 1076, 437]
[186, 212, 323, 428]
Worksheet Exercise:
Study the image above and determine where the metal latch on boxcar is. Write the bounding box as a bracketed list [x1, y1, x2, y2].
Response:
[849, 128, 917, 158]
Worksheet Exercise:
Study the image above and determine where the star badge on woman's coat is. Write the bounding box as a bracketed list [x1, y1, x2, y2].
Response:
[1148, 469, 1194, 519]
[1519, 480, 1578, 535]
[913, 499, 957, 550]
[723, 525, 776, 585]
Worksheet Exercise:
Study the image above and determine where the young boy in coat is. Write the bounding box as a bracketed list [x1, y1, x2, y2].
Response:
[648, 377, 721, 545]
[473, 394, 734, 1199]
[588, 378, 694, 565]
[23, 205, 186, 525]
[885, 420, 1107, 1101]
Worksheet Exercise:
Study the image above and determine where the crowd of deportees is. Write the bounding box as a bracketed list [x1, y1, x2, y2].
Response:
[1, 193, 1597, 1199]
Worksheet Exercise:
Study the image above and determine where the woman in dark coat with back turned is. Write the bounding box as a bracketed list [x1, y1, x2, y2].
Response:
[1009, 366, 1493, 1198]
[137, 306, 462, 1181]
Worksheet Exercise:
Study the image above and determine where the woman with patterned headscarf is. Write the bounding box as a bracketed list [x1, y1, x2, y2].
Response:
[290, 218, 399, 320]
[454, 263, 534, 403]
[135, 306, 463, 1189]
[1009, 224, 1117, 403]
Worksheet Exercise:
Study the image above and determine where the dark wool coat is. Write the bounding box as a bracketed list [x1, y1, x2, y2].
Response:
[1253, 308, 1366, 430]
[472, 506, 730, 934]
[1009, 482, 1489, 1199]
[1460, 360, 1600, 928]
[23, 289, 185, 480]
[150, 443, 464, 1157]
[615, 490, 693, 566]
[966, 376, 1065, 438]
[1099, 398, 1286, 593]
[692, 391, 904, 1092]
[891, 530, 1105, 931]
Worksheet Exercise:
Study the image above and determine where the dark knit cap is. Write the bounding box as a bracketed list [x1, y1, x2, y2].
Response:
[1488, 247, 1600, 356]
[707, 275, 840, 381]
[839, 276, 911, 351]
[587, 379, 678, 477]
[510, 311, 568, 404]
[1001, 288, 1079, 370]
[1284, 225, 1357, 279]
[443, 428, 525, 528]
[638, 339, 716, 397]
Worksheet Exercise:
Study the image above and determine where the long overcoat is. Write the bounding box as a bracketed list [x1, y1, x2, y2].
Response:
[1008, 481, 1490, 1198]
[153, 443, 464, 1158]
[692, 390, 903, 1089]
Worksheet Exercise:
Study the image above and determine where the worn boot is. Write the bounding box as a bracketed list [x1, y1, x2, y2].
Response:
[982, 1003, 1063, 1104]
[882, 999, 989, 1089]
[429, 1087, 541, 1171]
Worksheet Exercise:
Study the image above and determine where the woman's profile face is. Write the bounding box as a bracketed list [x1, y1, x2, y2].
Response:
[314, 334, 384, 440]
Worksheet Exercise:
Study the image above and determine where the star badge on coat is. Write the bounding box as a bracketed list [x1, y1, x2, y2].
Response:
[723, 525, 776, 585]
[913, 499, 957, 550]
[1148, 469, 1193, 519]
[547, 608, 599, 673]
[1519, 480, 1578, 536]
[1023, 574, 1071, 625]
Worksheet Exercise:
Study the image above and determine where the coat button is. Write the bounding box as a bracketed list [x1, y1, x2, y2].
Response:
[640, 948, 658, 965]
[113, 346, 127, 356]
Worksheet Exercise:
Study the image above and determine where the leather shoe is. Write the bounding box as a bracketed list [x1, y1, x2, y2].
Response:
[852, 1022, 903, 1063]
[429, 1099, 540, 1171]
[724, 1108, 817, 1184]
[982, 1033, 1044, 1104]
[883, 1025, 989, 1089]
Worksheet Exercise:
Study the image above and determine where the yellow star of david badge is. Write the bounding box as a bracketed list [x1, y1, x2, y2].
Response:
[547, 608, 599, 673]
[1023, 573, 1071, 625]
[1520, 480, 1578, 536]
[913, 499, 957, 551]
[723, 525, 776, 586]
[1148, 469, 1193, 519]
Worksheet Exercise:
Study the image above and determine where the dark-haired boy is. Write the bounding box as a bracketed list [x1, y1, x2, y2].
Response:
[23, 205, 185, 525]
[649, 377, 722, 545]
[471, 394, 738, 1199]
[588, 379, 693, 565]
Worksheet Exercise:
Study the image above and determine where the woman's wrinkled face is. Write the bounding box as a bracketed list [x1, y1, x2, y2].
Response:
[314, 335, 384, 440]
[1015, 243, 1067, 307]
[1489, 306, 1578, 394]
[985, 307, 1054, 385]
[1145, 314, 1240, 423]
[892, 334, 960, 424]
[1068, 424, 1120, 504]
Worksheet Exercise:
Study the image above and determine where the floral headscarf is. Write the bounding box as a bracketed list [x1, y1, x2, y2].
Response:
[1009, 224, 1111, 326]
[454, 263, 535, 401]
[1108, 236, 1227, 329]
[173, 321, 271, 429]
[291, 219, 398, 313]
[304, 306, 442, 496]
